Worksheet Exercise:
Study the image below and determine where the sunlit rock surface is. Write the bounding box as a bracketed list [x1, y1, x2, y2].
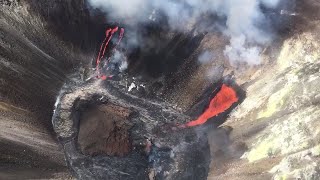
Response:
[210, 9, 320, 179]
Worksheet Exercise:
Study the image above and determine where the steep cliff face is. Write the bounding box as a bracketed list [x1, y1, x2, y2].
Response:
[206, 31, 320, 180]
[207, 1, 320, 179]
[0, 0, 100, 179]
[1, 0, 320, 179]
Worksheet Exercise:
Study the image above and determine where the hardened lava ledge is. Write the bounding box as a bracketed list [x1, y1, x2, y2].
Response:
[52, 80, 211, 180]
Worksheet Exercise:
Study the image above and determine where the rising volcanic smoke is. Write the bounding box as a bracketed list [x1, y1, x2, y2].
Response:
[87, 0, 285, 65]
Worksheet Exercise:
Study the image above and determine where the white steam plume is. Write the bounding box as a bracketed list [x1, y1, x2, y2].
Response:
[198, 50, 215, 64]
[107, 50, 128, 72]
[88, 0, 283, 65]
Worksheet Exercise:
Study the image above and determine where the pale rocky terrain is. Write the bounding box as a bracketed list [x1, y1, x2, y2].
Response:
[205, 1, 320, 179]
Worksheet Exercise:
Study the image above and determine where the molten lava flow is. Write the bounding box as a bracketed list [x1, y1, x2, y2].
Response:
[101, 27, 118, 60]
[95, 29, 110, 77]
[185, 84, 239, 127]
[106, 28, 125, 66]
[95, 27, 124, 80]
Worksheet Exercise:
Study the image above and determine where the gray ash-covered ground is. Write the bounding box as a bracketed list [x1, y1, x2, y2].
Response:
[0, 0, 111, 178]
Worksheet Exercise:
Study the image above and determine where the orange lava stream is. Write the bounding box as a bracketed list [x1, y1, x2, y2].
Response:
[186, 84, 239, 127]
[95, 27, 124, 80]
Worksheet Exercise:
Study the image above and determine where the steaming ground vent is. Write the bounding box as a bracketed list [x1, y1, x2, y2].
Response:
[78, 103, 132, 156]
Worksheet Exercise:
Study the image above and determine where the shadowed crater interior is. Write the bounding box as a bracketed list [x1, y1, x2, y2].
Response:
[78, 103, 133, 157]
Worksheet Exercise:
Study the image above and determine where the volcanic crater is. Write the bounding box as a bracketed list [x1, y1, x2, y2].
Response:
[2, 0, 319, 180]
